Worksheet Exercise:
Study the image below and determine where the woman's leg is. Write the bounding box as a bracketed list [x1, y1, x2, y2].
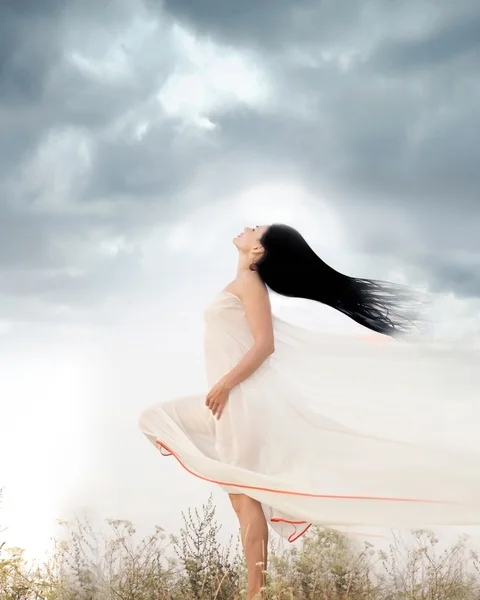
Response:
[229, 494, 268, 599]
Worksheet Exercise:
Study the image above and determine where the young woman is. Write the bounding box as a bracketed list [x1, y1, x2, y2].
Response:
[139, 224, 480, 600]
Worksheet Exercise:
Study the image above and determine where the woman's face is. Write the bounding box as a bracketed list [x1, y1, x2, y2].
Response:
[233, 225, 269, 253]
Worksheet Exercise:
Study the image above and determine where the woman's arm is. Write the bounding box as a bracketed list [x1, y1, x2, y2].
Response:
[222, 272, 275, 390]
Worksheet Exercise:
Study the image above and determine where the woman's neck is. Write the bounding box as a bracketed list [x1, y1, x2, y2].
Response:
[236, 253, 252, 276]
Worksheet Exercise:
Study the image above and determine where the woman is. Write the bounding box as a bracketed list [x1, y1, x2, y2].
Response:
[139, 224, 480, 600]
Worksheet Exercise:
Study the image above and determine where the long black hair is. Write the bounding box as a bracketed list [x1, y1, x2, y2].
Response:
[252, 224, 426, 338]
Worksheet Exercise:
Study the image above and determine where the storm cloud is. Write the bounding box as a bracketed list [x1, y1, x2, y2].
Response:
[1, 0, 479, 325]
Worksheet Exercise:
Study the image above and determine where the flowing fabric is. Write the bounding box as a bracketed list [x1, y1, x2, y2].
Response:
[139, 291, 480, 543]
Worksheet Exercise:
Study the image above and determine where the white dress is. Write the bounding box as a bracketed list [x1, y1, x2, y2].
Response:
[139, 290, 480, 542]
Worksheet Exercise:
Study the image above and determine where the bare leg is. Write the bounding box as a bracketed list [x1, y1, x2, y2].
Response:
[230, 494, 268, 599]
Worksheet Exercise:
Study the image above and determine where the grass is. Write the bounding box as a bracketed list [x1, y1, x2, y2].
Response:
[1, 492, 480, 599]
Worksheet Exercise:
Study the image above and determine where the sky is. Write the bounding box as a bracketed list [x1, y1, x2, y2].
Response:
[1, 0, 480, 559]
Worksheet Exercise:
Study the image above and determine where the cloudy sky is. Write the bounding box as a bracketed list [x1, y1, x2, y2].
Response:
[1, 0, 480, 557]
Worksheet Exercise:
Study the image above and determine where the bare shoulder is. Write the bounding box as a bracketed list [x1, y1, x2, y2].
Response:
[237, 272, 273, 344]
[236, 270, 270, 306]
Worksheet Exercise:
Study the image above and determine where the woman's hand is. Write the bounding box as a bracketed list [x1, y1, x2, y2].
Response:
[206, 377, 231, 420]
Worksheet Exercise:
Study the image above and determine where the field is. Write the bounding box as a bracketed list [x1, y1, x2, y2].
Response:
[2, 493, 480, 599]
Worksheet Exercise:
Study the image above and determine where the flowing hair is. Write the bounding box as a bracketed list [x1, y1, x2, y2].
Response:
[251, 224, 427, 338]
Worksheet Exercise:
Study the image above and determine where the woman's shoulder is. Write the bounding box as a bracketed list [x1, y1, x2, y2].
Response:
[231, 271, 267, 300]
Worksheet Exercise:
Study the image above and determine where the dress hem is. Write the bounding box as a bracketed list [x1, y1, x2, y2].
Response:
[153, 438, 454, 543]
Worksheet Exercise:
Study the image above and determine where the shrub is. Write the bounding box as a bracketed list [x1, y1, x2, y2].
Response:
[1, 490, 480, 599]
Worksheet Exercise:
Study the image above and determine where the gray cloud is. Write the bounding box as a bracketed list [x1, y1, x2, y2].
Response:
[371, 11, 480, 72]
[155, 0, 480, 296]
[1, 0, 480, 326]
[0, 0, 220, 320]
[152, 0, 368, 50]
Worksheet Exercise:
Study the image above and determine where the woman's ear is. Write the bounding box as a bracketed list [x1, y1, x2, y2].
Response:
[249, 245, 264, 270]
[251, 244, 264, 257]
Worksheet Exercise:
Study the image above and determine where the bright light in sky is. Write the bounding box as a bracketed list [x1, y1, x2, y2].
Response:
[158, 24, 272, 127]
[0, 348, 92, 559]
[158, 180, 344, 261]
[233, 181, 344, 250]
